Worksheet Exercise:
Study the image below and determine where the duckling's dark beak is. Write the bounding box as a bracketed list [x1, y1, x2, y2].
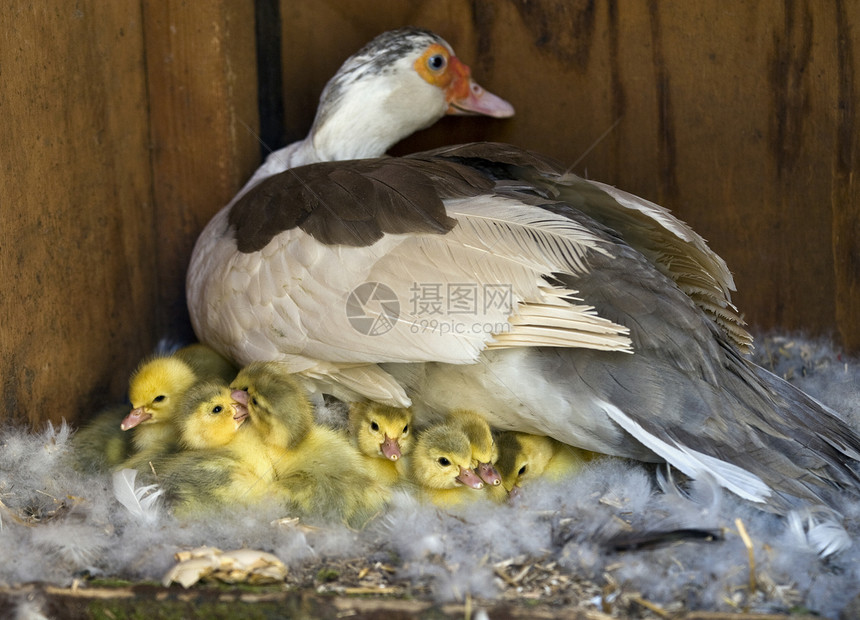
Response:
[476, 461, 502, 486]
[120, 407, 151, 431]
[506, 485, 523, 503]
[456, 466, 484, 489]
[381, 435, 401, 461]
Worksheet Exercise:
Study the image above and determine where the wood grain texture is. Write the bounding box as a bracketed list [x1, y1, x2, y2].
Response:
[278, 0, 860, 351]
[1, 0, 858, 427]
[0, 3, 154, 426]
[142, 0, 260, 345]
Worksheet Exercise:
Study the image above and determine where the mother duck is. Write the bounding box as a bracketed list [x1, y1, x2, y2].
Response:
[187, 42, 860, 524]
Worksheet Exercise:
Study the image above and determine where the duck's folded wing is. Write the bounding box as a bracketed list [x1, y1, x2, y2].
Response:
[193, 157, 635, 375]
[415, 142, 752, 352]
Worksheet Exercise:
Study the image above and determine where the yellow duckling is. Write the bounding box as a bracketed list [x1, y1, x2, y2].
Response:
[495, 431, 596, 497]
[446, 409, 502, 487]
[348, 402, 413, 487]
[230, 362, 390, 528]
[152, 381, 274, 515]
[408, 423, 490, 507]
[121, 344, 237, 457]
[70, 403, 135, 472]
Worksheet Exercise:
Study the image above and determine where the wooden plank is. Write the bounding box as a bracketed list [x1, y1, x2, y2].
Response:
[0, 3, 155, 426]
[277, 0, 860, 351]
[142, 0, 260, 345]
[832, 0, 860, 352]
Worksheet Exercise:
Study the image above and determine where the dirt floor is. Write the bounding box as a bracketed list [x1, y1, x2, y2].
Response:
[0, 552, 833, 620]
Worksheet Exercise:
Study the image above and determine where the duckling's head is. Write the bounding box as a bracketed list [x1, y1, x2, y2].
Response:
[122, 356, 197, 431]
[177, 381, 246, 450]
[308, 28, 514, 162]
[410, 425, 484, 491]
[230, 362, 313, 449]
[449, 409, 502, 487]
[348, 402, 413, 461]
[495, 432, 556, 493]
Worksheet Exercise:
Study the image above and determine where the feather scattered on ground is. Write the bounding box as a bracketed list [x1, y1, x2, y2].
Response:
[1, 331, 859, 618]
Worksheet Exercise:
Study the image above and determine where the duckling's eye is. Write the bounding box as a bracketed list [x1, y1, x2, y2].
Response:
[252, 397, 259, 406]
[153, 395, 166, 403]
[437, 457, 451, 467]
[402, 424, 409, 434]
[518, 464, 527, 476]
[211, 405, 223, 414]
[370, 421, 379, 432]
[427, 53, 446, 72]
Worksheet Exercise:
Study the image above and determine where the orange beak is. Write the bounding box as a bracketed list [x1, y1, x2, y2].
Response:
[445, 56, 514, 118]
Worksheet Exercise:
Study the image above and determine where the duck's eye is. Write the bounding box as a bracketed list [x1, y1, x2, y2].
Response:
[370, 421, 379, 432]
[518, 464, 527, 476]
[211, 405, 223, 414]
[153, 395, 166, 403]
[427, 53, 446, 72]
[437, 457, 451, 467]
[402, 424, 409, 434]
[252, 397, 259, 406]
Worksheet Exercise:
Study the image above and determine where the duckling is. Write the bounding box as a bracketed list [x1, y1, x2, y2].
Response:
[174, 343, 238, 383]
[348, 402, 413, 486]
[230, 362, 389, 527]
[446, 409, 502, 487]
[121, 344, 238, 458]
[151, 381, 275, 515]
[495, 431, 596, 497]
[407, 423, 491, 507]
[70, 403, 135, 472]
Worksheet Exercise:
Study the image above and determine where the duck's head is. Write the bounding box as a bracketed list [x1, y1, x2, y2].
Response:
[230, 362, 313, 449]
[495, 432, 556, 494]
[348, 402, 413, 461]
[411, 425, 485, 490]
[309, 27, 514, 162]
[122, 357, 197, 431]
[178, 382, 246, 450]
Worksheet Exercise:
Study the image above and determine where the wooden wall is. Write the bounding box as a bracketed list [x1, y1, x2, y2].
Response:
[1, 0, 858, 427]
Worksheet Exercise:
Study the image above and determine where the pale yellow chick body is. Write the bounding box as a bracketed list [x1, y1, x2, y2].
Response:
[231, 362, 390, 528]
[154, 381, 275, 515]
[70, 403, 135, 472]
[408, 424, 490, 507]
[348, 402, 413, 487]
[495, 431, 596, 495]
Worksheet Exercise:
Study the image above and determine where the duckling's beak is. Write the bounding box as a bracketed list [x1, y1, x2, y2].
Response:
[476, 461, 502, 486]
[456, 466, 484, 489]
[380, 435, 401, 461]
[506, 485, 522, 502]
[445, 56, 514, 118]
[120, 407, 151, 430]
[231, 389, 249, 407]
[232, 402, 249, 429]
